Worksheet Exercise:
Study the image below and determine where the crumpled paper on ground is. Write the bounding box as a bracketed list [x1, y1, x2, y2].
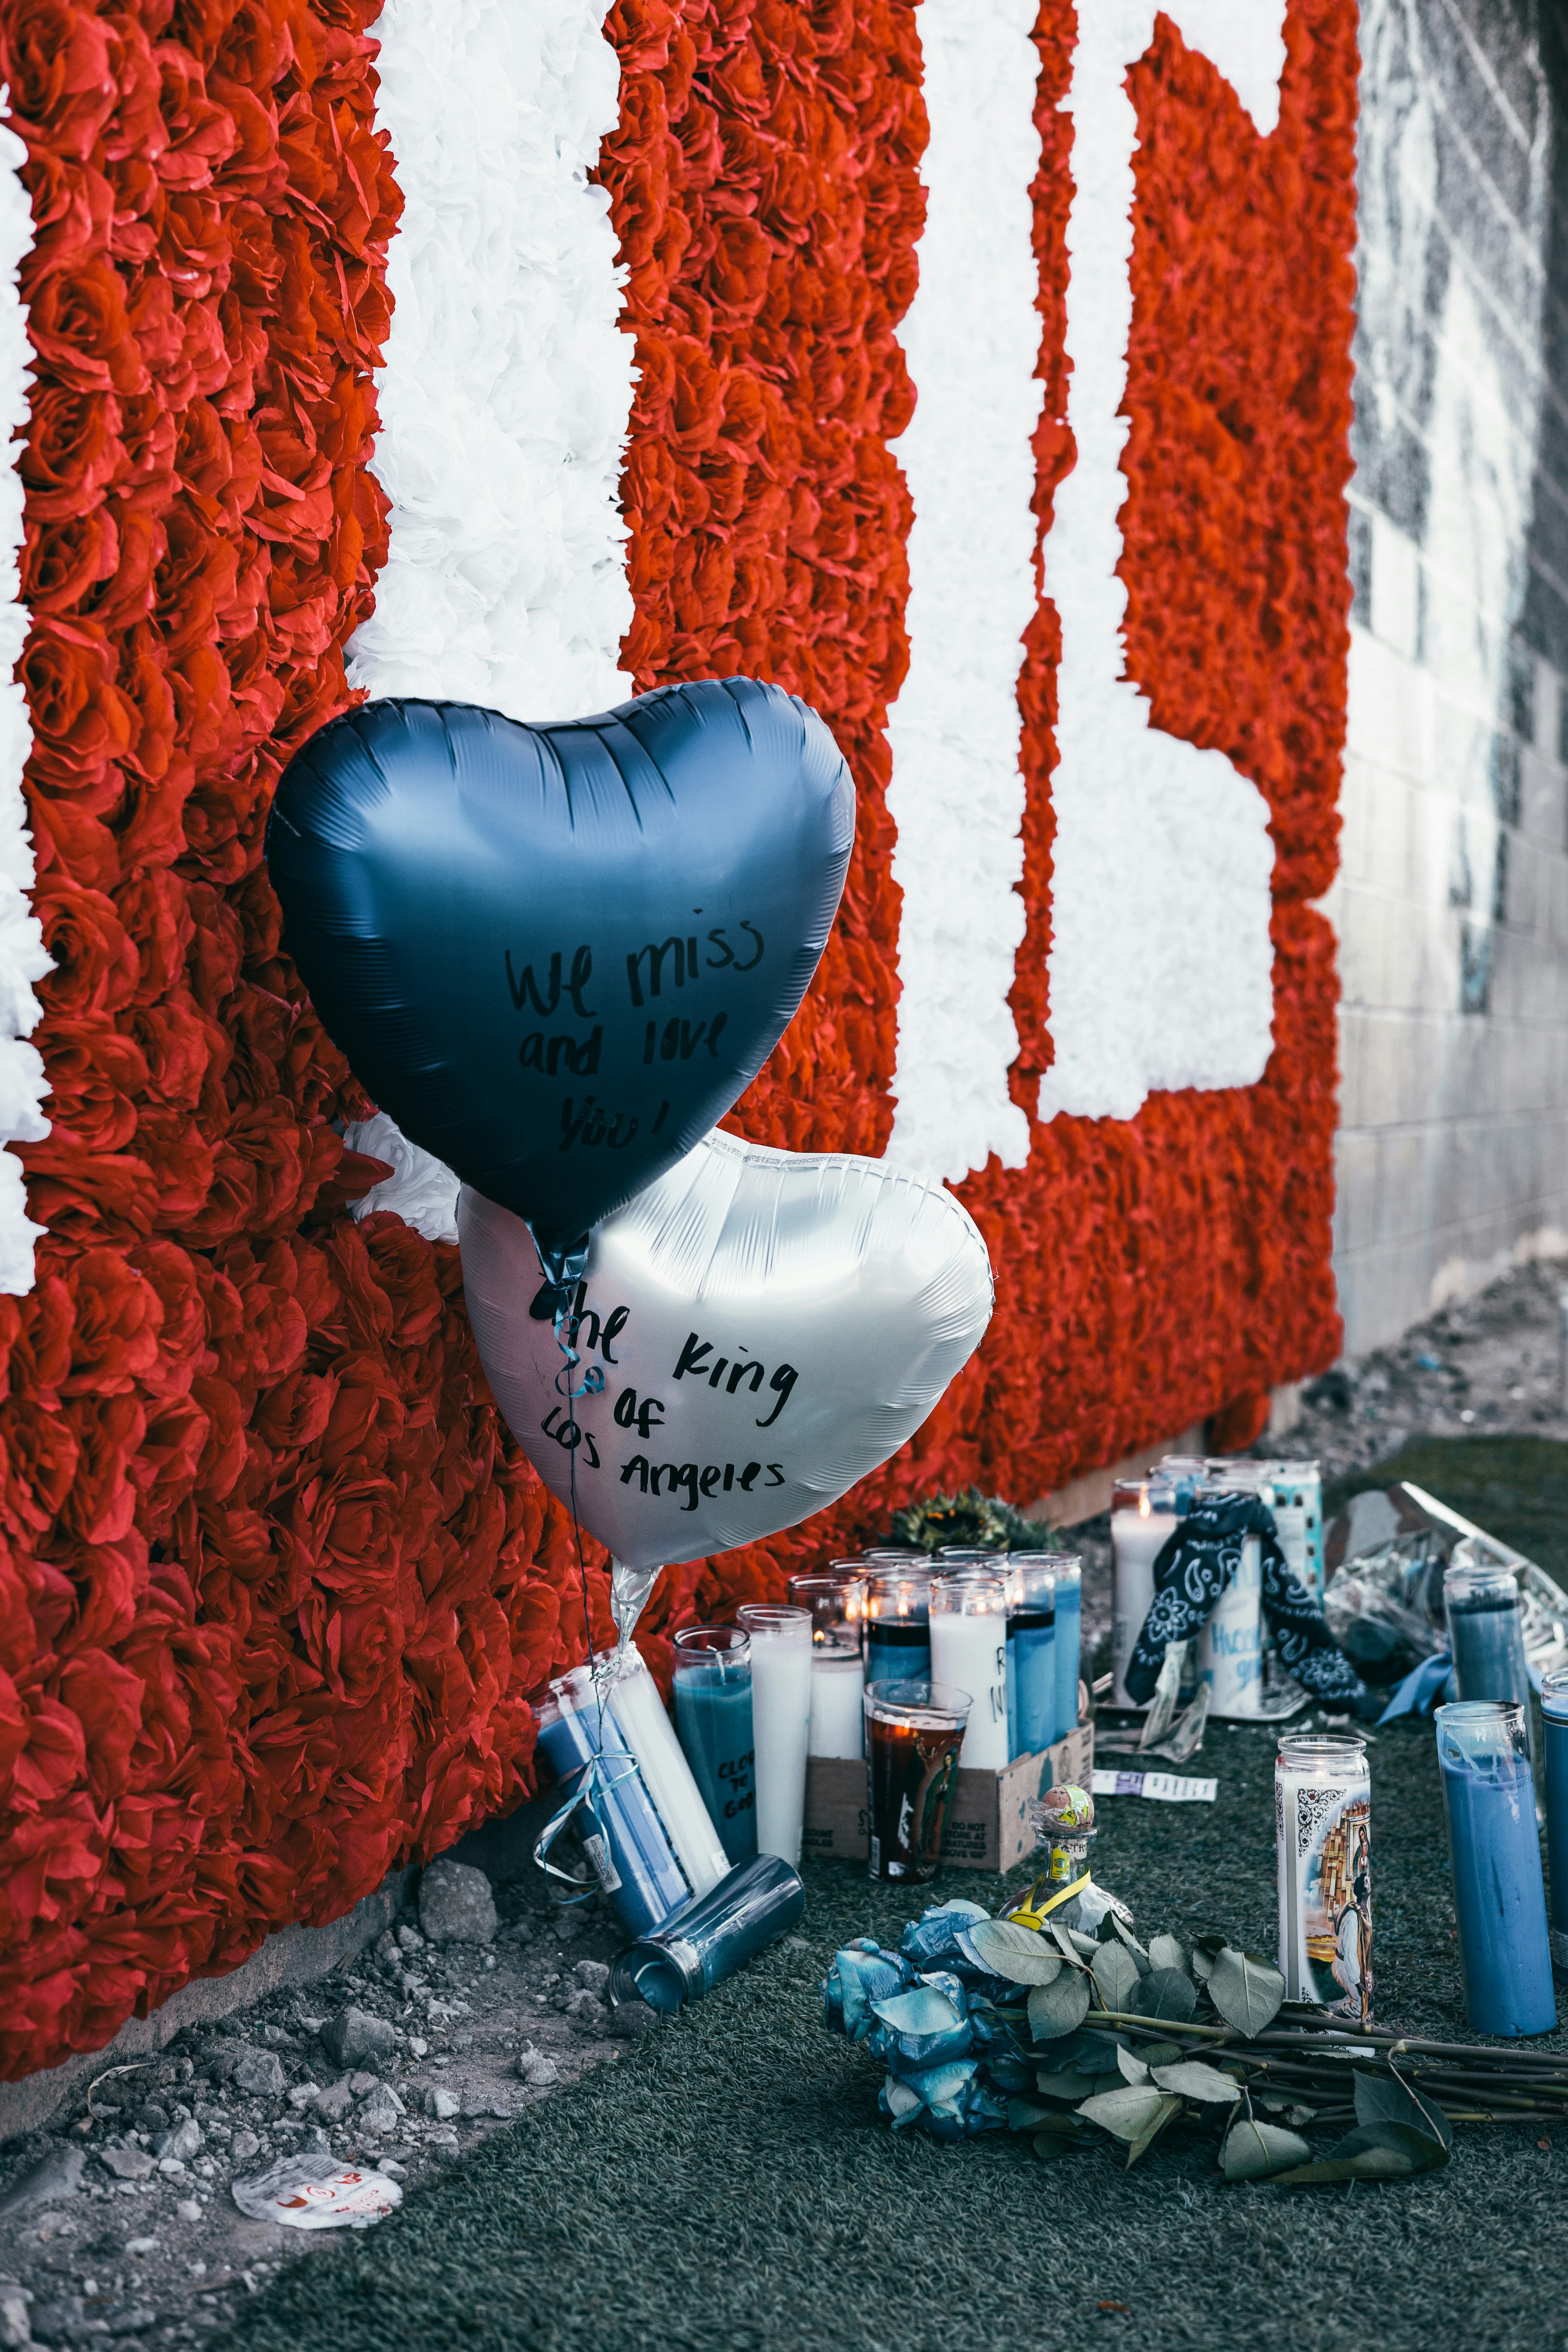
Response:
[231, 2154, 402, 2230]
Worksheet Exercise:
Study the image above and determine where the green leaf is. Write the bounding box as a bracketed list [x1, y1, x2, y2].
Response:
[1106, 1913, 1151, 1971]
[1030, 2110, 1091, 2139]
[1115, 2043, 1151, 2087]
[1045, 1921, 1086, 1966]
[1033, 2131, 1077, 2162]
[1274, 2121, 1450, 2185]
[1028, 1970, 1091, 2042]
[1219, 2117, 1312, 2180]
[1190, 1946, 1215, 1982]
[963, 1919, 1063, 1986]
[1206, 1947, 1285, 2038]
[1133, 1967, 1198, 2023]
[1352, 2066, 1452, 2153]
[1007, 2095, 1066, 2132]
[1078, 2084, 1170, 2142]
[1149, 2060, 1242, 2106]
[1033, 2028, 1103, 2074]
[1147, 1933, 1188, 1976]
[1091, 1942, 1141, 2014]
[1125, 2094, 1184, 2169]
[1136, 2040, 1187, 2069]
[1031, 2070, 1100, 2104]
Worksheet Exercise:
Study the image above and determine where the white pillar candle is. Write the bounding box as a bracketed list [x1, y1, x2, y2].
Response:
[736, 1604, 814, 1866]
[929, 1575, 1009, 1770]
[1196, 1532, 1264, 1717]
[605, 1645, 730, 1897]
[1110, 1487, 1178, 1707]
[809, 1644, 865, 1760]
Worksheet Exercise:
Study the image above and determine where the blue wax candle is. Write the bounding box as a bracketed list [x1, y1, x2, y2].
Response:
[674, 1665, 757, 1869]
[866, 1619, 931, 1688]
[1542, 1672, 1568, 1977]
[1437, 1702, 1556, 2038]
[1011, 1612, 1056, 1756]
[1053, 1563, 1082, 1742]
[534, 1680, 690, 1938]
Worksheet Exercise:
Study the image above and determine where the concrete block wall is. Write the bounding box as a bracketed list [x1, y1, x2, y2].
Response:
[1329, 0, 1568, 1354]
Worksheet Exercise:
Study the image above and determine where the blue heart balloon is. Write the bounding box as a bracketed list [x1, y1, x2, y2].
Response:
[266, 678, 854, 1252]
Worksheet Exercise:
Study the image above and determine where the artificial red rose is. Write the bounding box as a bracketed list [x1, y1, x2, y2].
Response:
[0, 1394, 79, 1540]
[127, 997, 221, 1112]
[26, 258, 149, 399]
[39, 1015, 149, 1153]
[20, 387, 125, 522]
[20, 618, 136, 795]
[20, 1136, 160, 1242]
[0, 1, 119, 165]
[58, 1245, 162, 1395]
[135, 1111, 218, 1227]
[22, 508, 120, 614]
[54, 1391, 146, 1545]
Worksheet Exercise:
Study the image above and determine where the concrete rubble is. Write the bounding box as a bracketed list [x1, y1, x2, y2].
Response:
[0, 1863, 651, 2346]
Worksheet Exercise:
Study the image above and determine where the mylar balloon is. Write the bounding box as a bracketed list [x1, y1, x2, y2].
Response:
[458, 1129, 994, 1570]
[266, 680, 854, 1253]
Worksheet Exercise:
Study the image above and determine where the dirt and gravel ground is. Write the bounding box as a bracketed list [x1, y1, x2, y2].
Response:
[4, 1254, 1566, 2347]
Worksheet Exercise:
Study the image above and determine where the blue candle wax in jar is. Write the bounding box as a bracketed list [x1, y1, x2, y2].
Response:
[1437, 1701, 1556, 2038]
[1051, 1557, 1082, 1744]
[534, 1674, 690, 1939]
[864, 1573, 932, 1689]
[1542, 1670, 1568, 1977]
[1005, 1556, 1060, 1756]
[671, 1628, 757, 1870]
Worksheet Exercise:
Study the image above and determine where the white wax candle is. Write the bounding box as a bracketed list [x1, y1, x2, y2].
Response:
[809, 1647, 864, 1759]
[1197, 1534, 1264, 1718]
[740, 1608, 813, 1865]
[929, 1612, 1009, 1769]
[1110, 1506, 1178, 1707]
[606, 1646, 729, 1896]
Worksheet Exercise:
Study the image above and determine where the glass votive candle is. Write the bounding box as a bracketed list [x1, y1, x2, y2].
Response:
[1004, 1554, 1061, 1756]
[929, 1571, 1009, 1769]
[864, 1679, 972, 1881]
[671, 1625, 757, 1870]
[788, 1572, 867, 1761]
[1110, 1475, 1180, 1708]
[1436, 1700, 1556, 2037]
[735, 1603, 813, 1867]
[1543, 1667, 1568, 1977]
[863, 1568, 934, 1687]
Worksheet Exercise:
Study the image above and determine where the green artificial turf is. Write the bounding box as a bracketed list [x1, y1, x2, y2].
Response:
[218, 1705, 1568, 2352]
[1323, 1436, 1568, 1583]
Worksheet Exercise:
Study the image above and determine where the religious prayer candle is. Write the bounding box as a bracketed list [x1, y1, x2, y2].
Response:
[735, 1603, 813, 1867]
[1275, 1733, 1373, 2023]
[534, 1669, 690, 1939]
[609, 1853, 806, 2011]
[1257, 1458, 1324, 1598]
[1543, 1668, 1568, 1978]
[1110, 1478, 1178, 1708]
[605, 1643, 730, 1900]
[1194, 1464, 1265, 1718]
[1052, 1555, 1083, 1739]
[1436, 1701, 1556, 2038]
[1004, 1555, 1061, 1756]
[1444, 1556, 1535, 1765]
[863, 1569, 934, 1687]
[929, 1572, 1009, 1769]
[672, 1626, 757, 1870]
[789, 1572, 868, 1761]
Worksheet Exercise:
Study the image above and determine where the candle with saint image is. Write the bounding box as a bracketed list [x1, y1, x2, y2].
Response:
[1275, 1732, 1373, 2022]
[788, 1571, 867, 1761]
[929, 1572, 1009, 1769]
[671, 1625, 757, 1870]
[1110, 1478, 1177, 1708]
[735, 1603, 813, 1866]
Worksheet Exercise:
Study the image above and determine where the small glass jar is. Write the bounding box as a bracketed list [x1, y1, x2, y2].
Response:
[1005, 1553, 1067, 1755]
[1543, 1667, 1568, 1976]
[863, 1567, 934, 1687]
[1109, 1477, 1180, 1709]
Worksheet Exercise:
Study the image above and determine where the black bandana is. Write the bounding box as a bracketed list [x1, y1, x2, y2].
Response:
[1124, 1493, 1368, 1709]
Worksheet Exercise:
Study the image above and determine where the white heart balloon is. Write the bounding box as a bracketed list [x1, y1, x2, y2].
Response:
[458, 1128, 994, 1570]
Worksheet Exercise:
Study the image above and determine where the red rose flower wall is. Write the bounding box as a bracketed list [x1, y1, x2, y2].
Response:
[0, 0, 1353, 2075]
